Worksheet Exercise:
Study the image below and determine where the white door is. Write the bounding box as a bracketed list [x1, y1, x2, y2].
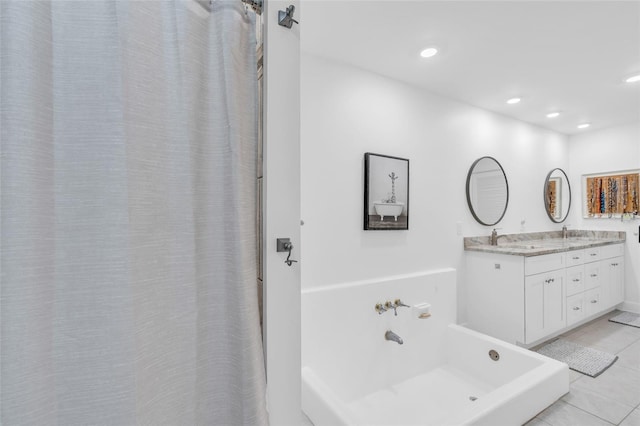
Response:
[263, 1, 301, 424]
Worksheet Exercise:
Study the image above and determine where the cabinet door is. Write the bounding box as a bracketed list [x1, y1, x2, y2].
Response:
[525, 270, 565, 343]
[584, 261, 602, 290]
[603, 257, 624, 308]
[583, 287, 602, 317]
[567, 293, 585, 326]
[545, 271, 566, 336]
[525, 275, 545, 343]
[566, 265, 585, 296]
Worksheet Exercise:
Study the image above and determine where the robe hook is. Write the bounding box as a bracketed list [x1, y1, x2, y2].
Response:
[278, 5, 298, 29]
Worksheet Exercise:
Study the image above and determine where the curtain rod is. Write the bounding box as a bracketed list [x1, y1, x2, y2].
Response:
[206, 0, 262, 14]
[241, 0, 262, 14]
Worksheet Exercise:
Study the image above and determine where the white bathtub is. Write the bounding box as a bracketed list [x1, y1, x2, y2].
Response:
[303, 324, 568, 426]
[302, 270, 569, 426]
[373, 201, 404, 221]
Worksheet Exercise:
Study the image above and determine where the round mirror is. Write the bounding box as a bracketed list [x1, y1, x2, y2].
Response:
[544, 168, 571, 223]
[466, 156, 509, 226]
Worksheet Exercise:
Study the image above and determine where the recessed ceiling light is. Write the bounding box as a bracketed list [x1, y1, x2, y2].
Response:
[506, 97, 521, 105]
[625, 74, 640, 83]
[577, 123, 590, 129]
[546, 112, 560, 118]
[420, 47, 438, 58]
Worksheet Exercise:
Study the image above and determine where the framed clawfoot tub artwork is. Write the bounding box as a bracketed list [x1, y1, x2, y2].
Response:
[364, 153, 409, 230]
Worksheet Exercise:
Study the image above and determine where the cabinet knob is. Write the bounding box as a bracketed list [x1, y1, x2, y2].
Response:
[590, 253, 597, 256]
[591, 300, 598, 304]
[573, 307, 581, 311]
[572, 279, 580, 282]
[572, 256, 580, 260]
[590, 274, 598, 278]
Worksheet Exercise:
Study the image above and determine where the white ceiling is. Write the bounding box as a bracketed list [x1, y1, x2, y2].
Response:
[301, 1, 640, 135]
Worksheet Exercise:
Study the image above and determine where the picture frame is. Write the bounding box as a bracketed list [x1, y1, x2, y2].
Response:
[364, 152, 409, 230]
[581, 169, 639, 218]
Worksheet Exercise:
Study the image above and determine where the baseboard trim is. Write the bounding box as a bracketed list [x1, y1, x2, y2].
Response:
[621, 301, 640, 314]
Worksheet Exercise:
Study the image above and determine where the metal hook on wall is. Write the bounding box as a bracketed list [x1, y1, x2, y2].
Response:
[276, 238, 298, 266]
[278, 5, 298, 28]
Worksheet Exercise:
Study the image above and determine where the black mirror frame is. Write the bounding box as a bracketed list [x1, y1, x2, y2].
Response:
[465, 156, 509, 226]
[544, 168, 571, 223]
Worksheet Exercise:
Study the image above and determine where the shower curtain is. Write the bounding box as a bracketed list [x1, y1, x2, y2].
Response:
[0, 1, 268, 424]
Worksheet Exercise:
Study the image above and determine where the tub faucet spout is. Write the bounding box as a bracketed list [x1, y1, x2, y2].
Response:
[385, 330, 403, 345]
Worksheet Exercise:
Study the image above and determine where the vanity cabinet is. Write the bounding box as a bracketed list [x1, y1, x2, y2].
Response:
[524, 268, 565, 343]
[466, 242, 625, 346]
[564, 244, 624, 326]
[601, 244, 625, 309]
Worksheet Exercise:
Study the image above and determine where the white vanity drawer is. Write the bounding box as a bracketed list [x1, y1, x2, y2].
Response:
[567, 293, 585, 326]
[566, 250, 585, 267]
[584, 247, 601, 262]
[566, 265, 585, 296]
[525, 253, 565, 276]
[600, 243, 624, 259]
[584, 262, 602, 290]
[584, 287, 602, 316]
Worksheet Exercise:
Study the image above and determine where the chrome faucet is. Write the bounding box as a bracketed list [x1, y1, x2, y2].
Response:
[385, 330, 404, 345]
[490, 228, 504, 246]
[562, 224, 570, 239]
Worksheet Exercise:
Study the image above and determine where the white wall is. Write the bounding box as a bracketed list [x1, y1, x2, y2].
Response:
[568, 123, 640, 312]
[263, 1, 301, 422]
[300, 54, 569, 322]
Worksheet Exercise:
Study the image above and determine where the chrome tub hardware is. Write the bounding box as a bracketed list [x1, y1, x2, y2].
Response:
[384, 301, 395, 315]
[384, 330, 403, 345]
[376, 299, 411, 316]
[390, 299, 410, 316]
[374, 303, 388, 315]
[394, 299, 410, 309]
[379, 299, 411, 316]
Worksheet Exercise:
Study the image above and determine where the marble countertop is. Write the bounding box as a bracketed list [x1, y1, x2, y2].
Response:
[464, 230, 626, 257]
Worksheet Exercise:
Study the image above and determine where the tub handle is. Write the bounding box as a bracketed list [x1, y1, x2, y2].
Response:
[384, 299, 411, 316]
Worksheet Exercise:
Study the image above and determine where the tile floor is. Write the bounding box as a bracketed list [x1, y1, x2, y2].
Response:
[526, 310, 640, 426]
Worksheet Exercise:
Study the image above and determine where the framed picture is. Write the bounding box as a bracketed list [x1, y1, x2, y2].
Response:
[364, 152, 409, 230]
[582, 169, 639, 218]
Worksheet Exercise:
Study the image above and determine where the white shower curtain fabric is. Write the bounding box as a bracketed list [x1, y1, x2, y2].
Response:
[1, 1, 268, 425]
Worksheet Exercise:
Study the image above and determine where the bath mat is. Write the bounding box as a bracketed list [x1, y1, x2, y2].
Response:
[609, 311, 640, 329]
[535, 339, 617, 378]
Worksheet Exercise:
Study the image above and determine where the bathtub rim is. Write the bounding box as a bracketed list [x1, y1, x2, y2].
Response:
[445, 324, 569, 425]
[302, 323, 569, 426]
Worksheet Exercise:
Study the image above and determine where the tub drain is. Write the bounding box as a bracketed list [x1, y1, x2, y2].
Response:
[469, 396, 478, 401]
[489, 349, 500, 361]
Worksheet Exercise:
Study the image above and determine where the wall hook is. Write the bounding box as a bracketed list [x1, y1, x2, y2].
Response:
[278, 5, 298, 28]
[276, 238, 298, 266]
